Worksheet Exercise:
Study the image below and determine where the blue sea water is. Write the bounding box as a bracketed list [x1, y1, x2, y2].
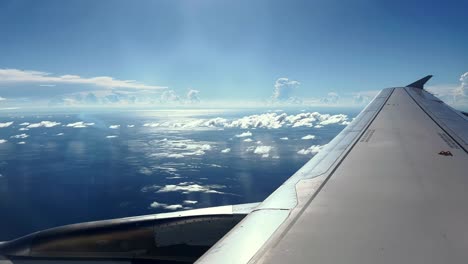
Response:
[0, 108, 359, 240]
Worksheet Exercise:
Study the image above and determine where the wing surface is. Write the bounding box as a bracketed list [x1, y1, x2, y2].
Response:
[197, 77, 468, 264]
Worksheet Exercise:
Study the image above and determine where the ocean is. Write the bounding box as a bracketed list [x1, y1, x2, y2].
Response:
[0, 107, 359, 240]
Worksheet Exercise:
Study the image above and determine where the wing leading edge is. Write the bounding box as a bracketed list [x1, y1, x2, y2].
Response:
[197, 76, 468, 264]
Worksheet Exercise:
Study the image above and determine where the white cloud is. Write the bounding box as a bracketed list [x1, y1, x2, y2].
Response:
[155, 182, 226, 194]
[301, 134, 316, 140]
[235, 131, 253, 137]
[143, 123, 160, 127]
[19, 127, 29, 131]
[353, 93, 371, 105]
[221, 148, 231, 153]
[183, 200, 198, 205]
[150, 201, 165, 208]
[317, 114, 348, 125]
[0, 139, 7, 143]
[109, 125, 120, 129]
[248, 145, 273, 157]
[297, 145, 325, 155]
[0, 68, 166, 89]
[427, 72, 468, 106]
[253, 146, 272, 155]
[138, 112, 350, 131]
[280, 137, 289, 140]
[0, 96, 5, 101]
[106, 135, 118, 138]
[10, 133, 28, 139]
[17, 141, 26, 144]
[151, 153, 185, 158]
[127, 124, 135, 128]
[19, 122, 30, 126]
[0, 122, 13, 128]
[273, 78, 300, 101]
[160, 90, 180, 103]
[149, 140, 212, 159]
[56, 133, 64, 136]
[187, 89, 200, 103]
[66, 121, 95, 128]
[243, 138, 253, 142]
[320, 92, 340, 104]
[150, 201, 183, 211]
[27, 121, 61, 128]
[165, 204, 183, 210]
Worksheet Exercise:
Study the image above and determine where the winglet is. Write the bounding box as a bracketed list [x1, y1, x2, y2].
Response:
[406, 75, 433, 89]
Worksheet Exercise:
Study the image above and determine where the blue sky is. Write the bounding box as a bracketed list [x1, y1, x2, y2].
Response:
[0, 0, 467, 106]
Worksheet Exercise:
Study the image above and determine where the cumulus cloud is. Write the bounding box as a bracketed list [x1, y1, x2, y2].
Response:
[301, 134, 316, 140]
[280, 137, 289, 140]
[320, 92, 340, 104]
[149, 139, 213, 159]
[66, 122, 95, 128]
[183, 200, 198, 205]
[456, 73, 468, 97]
[243, 138, 253, 142]
[27, 121, 61, 128]
[160, 90, 180, 103]
[221, 148, 231, 153]
[153, 182, 226, 194]
[235, 131, 253, 137]
[10, 133, 28, 139]
[165, 204, 184, 210]
[297, 145, 325, 155]
[106, 135, 118, 138]
[253, 146, 272, 155]
[247, 145, 272, 158]
[19, 122, 30, 126]
[187, 89, 200, 103]
[17, 141, 26, 144]
[127, 124, 135, 128]
[141, 112, 350, 130]
[353, 93, 370, 105]
[0, 139, 7, 144]
[150, 201, 183, 211]
[56, 133, 64, 136]
[109, 125, 120, 129]
[0, 68, 166, 89]
[143, 122, 160, 127]
[0, 122, 13, 128]
[273, 78, 300, 101]
[427, 72, 468, 106]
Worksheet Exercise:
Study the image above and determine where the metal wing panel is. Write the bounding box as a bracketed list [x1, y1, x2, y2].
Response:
[250, 88, 468, 264]
[195, 88, 394, 264]
[405, 87, 468, 150]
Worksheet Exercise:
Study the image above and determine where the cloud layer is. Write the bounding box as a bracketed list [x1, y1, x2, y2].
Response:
[297, 144, 325, 155]
[142, 112, 349, 131]
[0, 69, 166, 90]
[143, 182, 226, 194]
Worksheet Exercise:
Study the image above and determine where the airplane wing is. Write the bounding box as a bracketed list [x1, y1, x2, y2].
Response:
[2, 76, 468, 263]
[196, 75, 468, 263]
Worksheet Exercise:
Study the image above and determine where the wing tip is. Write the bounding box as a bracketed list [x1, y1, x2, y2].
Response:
[406, 75, 433, 89]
